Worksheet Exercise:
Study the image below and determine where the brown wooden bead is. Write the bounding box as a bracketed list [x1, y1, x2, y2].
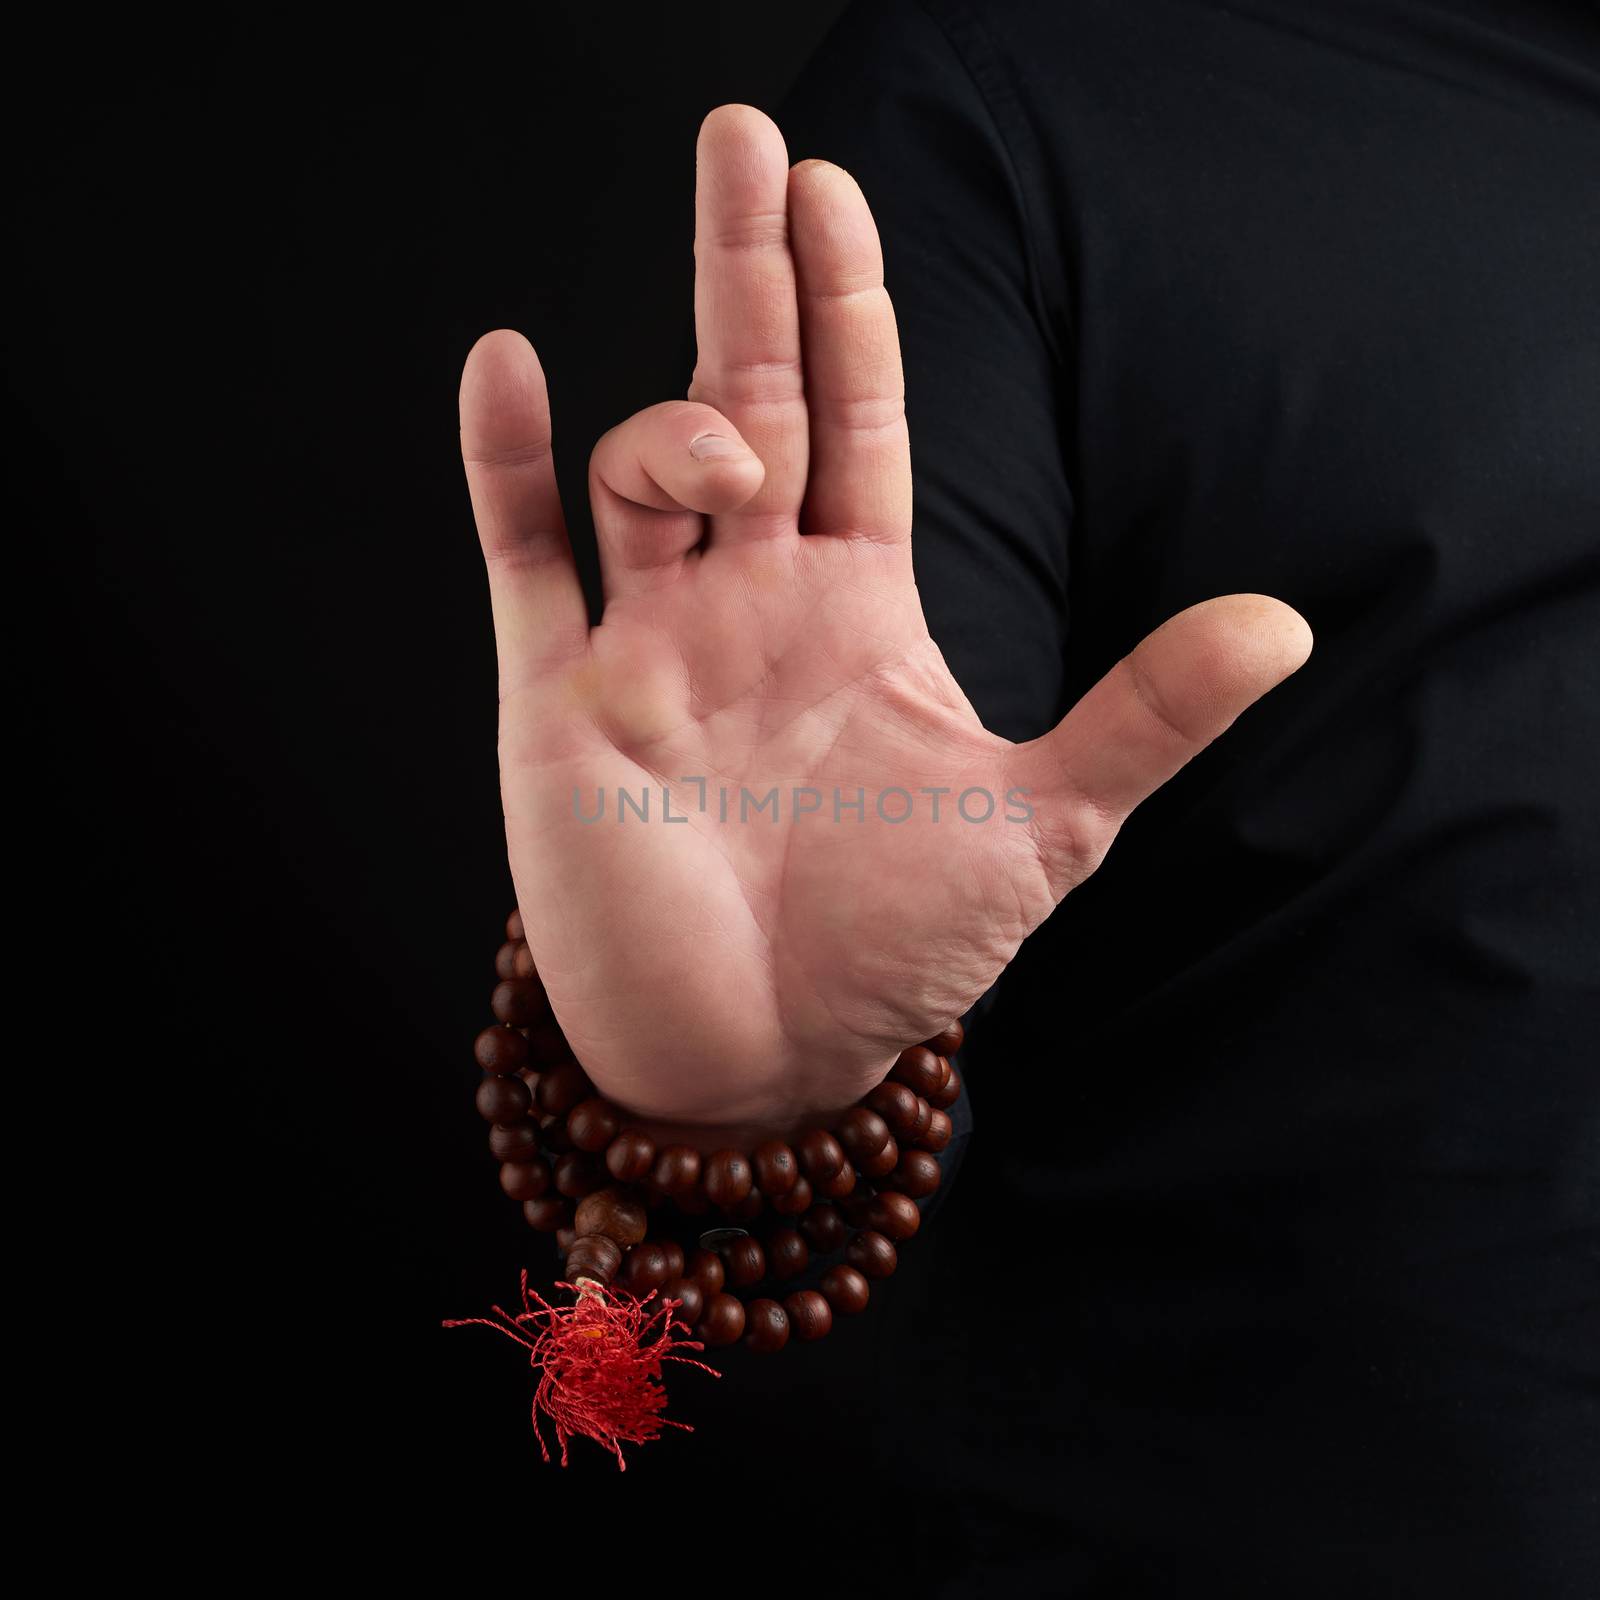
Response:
[536, 1061, 591, 1118]
[566, 1236, 622, 1285]
[816, 1162, 857, 1199]
[864, 1081, 921, 1140]
[494, 940, 522, 981]
[928, 1061, 961, 1111]
[866, 1189, 921, 1241]
[704, 1150, 754, 1208]
[889, 1046, 943, 1099]
[719, 1235, 767, 1289]
[603, 1129, 655, 1182]
[727, 1188, 765, 1222]
[536, 1112, 572, 1154]
[498, 1160, 551, 1202]
[799, 1203, 847, 1254]
[476, 1073, 532, 1124]
[553, 1151, 603, 1199]
[905, 1096, 933, 1142]
[744, 1298, 790, 1353]
[522, 1196, 568, 1232]
[489, 1122, 539, 1161]
[668, 1279, 704, 1326]
[922, 1020, 965, 1057]
[697, 1292, 745, 1347]
[797, 1127, 846, 1179]
[573, 1187, 648, 1246]
[769, 1174, 813, 1216]
[918, 1108, 954, 1152]
[621, 1242, 673, 1294]
[511, 943, 538, 979]
[784, 1289, 833, 1342]
[505, 908, 525, 942]
[888, 1149, 942, 1199]
[555, 1226, 578, 1254]
[766, 1227, 811, 1281]
[658, 1241, 686, 1281]
[566, 1096, 621, 1153]
[652, 1144, 702, 1195]
[751, 1141, 800, 1198]
[820, 1264, 870, 1315]
[474, 1025, 531, 1076]
[837, 1107, 892, 1163]
[861, 1136, 901, 1179]
[846, 1229, 899, 1280]
[685, 1248, 725, 1295]
[491, 977, 547, 1027]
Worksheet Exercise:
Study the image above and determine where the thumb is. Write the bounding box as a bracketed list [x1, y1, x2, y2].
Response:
[1008, 594, 1313, 896]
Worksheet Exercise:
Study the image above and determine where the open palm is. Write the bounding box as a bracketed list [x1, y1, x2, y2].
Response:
[461, 106, 1311, 1138]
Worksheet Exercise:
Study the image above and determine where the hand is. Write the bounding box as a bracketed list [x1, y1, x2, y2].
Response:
[459, 105, 1311, 1140]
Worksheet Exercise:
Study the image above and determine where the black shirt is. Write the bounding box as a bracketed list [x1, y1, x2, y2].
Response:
[680, 3, 1600, 1593]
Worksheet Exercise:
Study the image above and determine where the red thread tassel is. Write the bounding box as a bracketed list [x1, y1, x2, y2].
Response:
[443, 1271, 721, 1468]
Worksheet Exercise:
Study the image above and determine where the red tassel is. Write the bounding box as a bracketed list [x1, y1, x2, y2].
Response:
[443, 1271, 721, 1468]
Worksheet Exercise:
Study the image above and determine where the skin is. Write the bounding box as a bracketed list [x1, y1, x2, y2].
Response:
[460, 104, 1313, 1149]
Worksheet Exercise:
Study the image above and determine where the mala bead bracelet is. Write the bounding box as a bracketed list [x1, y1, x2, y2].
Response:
[445, 906, 966, 1467]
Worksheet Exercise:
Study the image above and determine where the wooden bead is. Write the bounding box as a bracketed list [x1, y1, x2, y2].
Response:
[566, 1236, 622, 1285]
[489, 1122, 539, 1160]
[783, 1289, 833, 1342]
[743, 1298, 790, 1353]
[652, 1144, 702, 1195]
[727, 1188, 765, 1222]
[918, 1109, 953, 1152]
[621, 1242, 673, 1294]
[553, 1152, 602, 1199]
[837, 1107, 891, 1163]
[659, 1241, 686, 1281]
[536, 1062, 591, 1118]
[797, 1127, 846, 1179]
[511, 943, 538, 979]
[566, 1097, 621, 1153]
[928, 1061, 961, 1111]
[888, 1150, 942, 1199]
[861, 1136, 901, 1179]
[704, 1150, 754, 1208]
[890, 1046, 943, 1099]
[573, 1187, 648, 1246]
[816, 1163, 857, 1199]
[905, 1096, 933, 1142]
[685, 1248, 725, 1295]
[494, 940, 521, 981]
[498, 1160, 550, 1202]
[669, 1279, 704, 1326]
[864, 1081, 922, 1140]
[751, 1141, 800, 1198]
[490, 977, 547, 1027]
[799, 1203, 847, 1254]
[697, 1292, 745, 1347]
[922, 1020, 965, 1057]
[555, 1226, 578, 1254]
[474, 1025, 530, 1076]
[765, 1227, 810, 1281]
[604, 1129, 655, 1182]
[820, 1264, 870, 1315]
[846, 1230, 899, 1280]
[476, 1074, 533, 1124]
[522, 1196, 568, 1232]
[719, 1235, 766, 1289]
[536, 1112, 572, 1154]
[768, 1174, 813, 1216]
[866, 1190, 921, 1241]
[505, 908, 525, 941]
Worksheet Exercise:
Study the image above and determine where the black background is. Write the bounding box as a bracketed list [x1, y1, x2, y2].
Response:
[11, 2, 960, 1554]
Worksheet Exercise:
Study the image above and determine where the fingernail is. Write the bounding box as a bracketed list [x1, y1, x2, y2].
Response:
[689, 433, 746, 461]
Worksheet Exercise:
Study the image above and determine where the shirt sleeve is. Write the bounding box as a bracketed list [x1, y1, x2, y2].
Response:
[777, 0, 1075, 746]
